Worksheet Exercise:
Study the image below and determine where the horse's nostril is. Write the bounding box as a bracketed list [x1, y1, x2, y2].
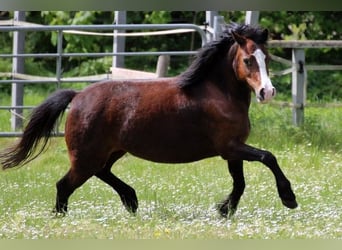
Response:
[272, 88, 275, 96]
[260, 88, 265, 100]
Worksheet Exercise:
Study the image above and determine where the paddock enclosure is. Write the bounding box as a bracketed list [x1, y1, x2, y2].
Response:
[0, 12, 341, 239]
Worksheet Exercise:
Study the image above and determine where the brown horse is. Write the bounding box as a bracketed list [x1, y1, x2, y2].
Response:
[0, 23, 297, 218]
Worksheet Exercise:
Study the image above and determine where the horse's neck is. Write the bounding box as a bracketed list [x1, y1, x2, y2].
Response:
[225, 46, 252, 108]
[235, 81, 252, 106]
[227, 79, 252, 107]
[219, 63, 252, 108]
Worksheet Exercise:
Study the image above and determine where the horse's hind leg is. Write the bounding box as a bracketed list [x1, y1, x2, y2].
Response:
[218, 160, 245, 218]
[54, 153, 106, 214]
[54, 167, 94, 215]
[95, 151, 138, 214]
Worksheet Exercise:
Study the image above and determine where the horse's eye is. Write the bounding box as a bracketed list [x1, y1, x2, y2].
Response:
[243, 58, 251, 67]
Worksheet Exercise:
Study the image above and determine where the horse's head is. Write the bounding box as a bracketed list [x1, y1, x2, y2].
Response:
[231, 29, 275, 103]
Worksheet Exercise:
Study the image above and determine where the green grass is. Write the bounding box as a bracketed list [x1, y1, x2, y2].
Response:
[0, 98, 341, 239]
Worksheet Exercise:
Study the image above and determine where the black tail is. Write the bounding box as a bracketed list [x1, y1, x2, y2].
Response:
[0, 89, 77, 169]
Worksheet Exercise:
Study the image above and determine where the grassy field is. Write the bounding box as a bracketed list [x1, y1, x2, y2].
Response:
[0, 93, 341, 239]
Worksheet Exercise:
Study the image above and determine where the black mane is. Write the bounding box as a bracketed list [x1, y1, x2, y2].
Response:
[178, 23, 268, 89]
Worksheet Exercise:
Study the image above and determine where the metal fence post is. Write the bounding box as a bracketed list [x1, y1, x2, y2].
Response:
[156, 55, 170, 77]
[56, 30, 63, 89]
[205, 11, 218, 42]
[112, 11, 126, 68]
[292, 48, 306, 126]
[11, 11, 25, 131]
[245, 11, 260, 25]
[213, 16, 225, 41]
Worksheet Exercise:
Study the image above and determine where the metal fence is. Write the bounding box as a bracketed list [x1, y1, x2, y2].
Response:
[267, 40, 342, 125]
[0, 22, 208, 137]
[1, 16, 341, 137]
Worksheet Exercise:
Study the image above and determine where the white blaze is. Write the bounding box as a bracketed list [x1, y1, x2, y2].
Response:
[253, 49, 275, 102]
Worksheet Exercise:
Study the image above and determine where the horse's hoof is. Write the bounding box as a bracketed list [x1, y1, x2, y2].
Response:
[217, 203, 228, 218]
[121, 197, 138, 214]
[125, 203, 138, 215]
[52, 209, 67, 218]
[280, 190, 298, 209]
[282, 199, 298, 209]
[54, 212, 67, 218]
[217, 201, 236, 219]
[52, 205, 68, 217]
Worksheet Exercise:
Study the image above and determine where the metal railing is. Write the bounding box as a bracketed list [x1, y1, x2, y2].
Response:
[1, 17, 341, 137]
[0, 23, 207, 83]
[0, 22, 208, 137]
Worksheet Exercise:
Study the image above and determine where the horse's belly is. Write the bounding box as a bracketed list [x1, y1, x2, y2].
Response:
[128, 147, 217, 164]
[121, 132, 217, 163]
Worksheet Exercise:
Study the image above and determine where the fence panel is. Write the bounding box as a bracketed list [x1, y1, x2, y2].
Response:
[0, 22, 207, 137]
[268, 40, 342, 125]
[1, 19, 341, 138]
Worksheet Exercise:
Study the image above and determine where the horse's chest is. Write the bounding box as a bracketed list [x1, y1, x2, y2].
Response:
[206, 101, 251, 142]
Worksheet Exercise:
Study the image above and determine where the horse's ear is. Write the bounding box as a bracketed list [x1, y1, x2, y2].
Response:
[231, 31, 246, 46]
[261, 28, 269, 42]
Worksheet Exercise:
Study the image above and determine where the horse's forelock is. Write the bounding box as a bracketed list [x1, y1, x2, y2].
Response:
[223, 22, 268, 45]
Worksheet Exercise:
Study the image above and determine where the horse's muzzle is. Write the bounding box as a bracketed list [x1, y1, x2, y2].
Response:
[258, 87, 276, 103]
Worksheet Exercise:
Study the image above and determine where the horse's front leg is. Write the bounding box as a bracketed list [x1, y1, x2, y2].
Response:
[220, 142, 297, 217]
[217, 160, 245, 218]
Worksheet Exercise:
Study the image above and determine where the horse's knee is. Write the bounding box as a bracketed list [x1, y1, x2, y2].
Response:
[260, 151, 277, 166]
